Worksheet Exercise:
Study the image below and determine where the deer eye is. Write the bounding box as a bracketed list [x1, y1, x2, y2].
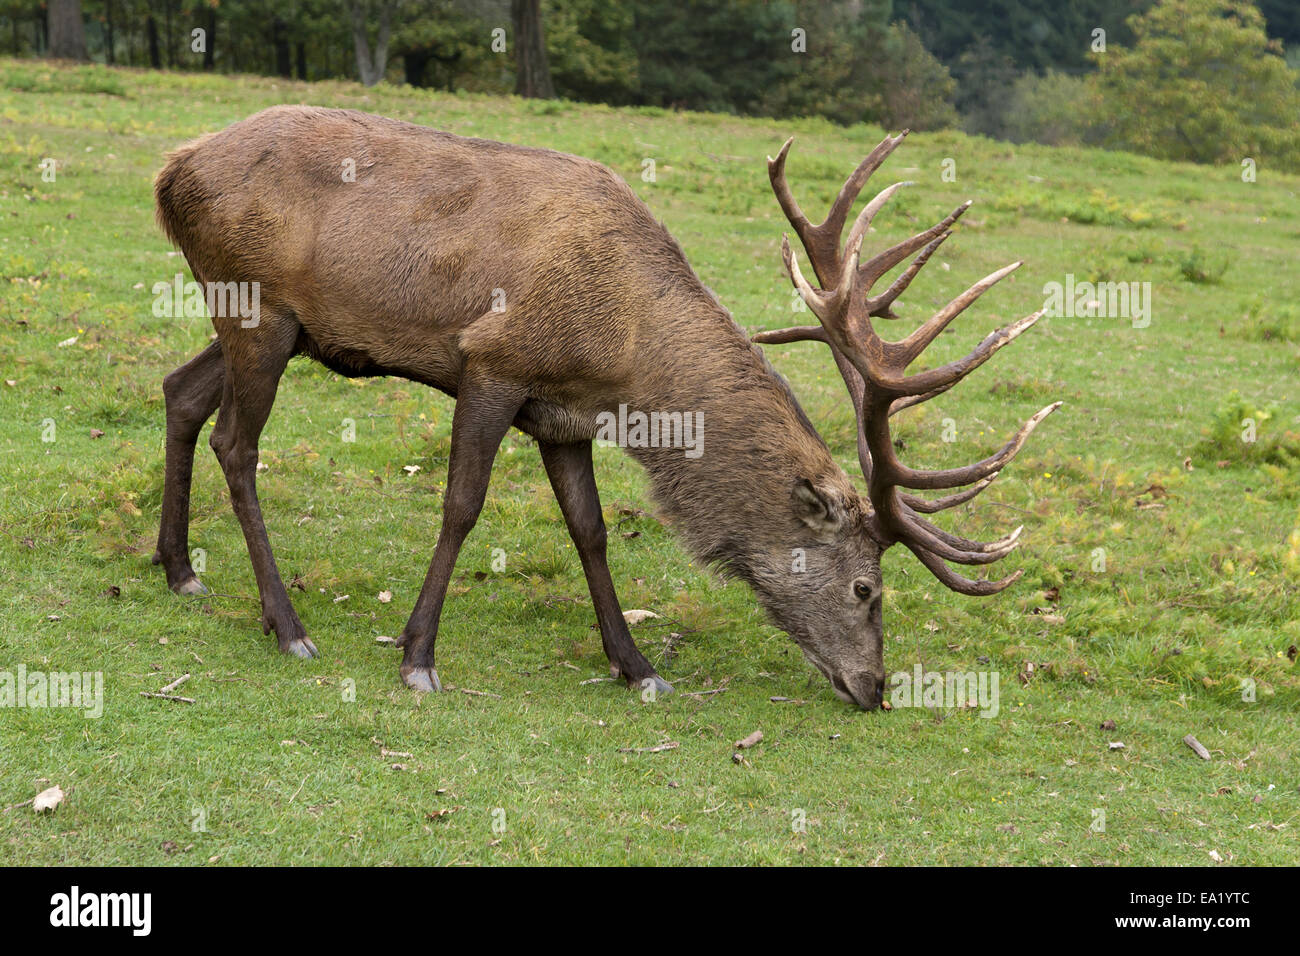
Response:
[853, 579, 875, 602]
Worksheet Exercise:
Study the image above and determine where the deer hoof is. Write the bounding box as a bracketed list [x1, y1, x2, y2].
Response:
[636, 674, 674, 697]
[282, 636, 319, 659]
[173, 576, 209, 596]
[401, 665, 443, 693]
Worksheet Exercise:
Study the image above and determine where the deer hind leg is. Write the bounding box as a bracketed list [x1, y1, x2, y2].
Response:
[208, 317, 316, 658]
[397, 375, 527, 692]
[539, 440, 672, 697]
[153, 341, 225, 595]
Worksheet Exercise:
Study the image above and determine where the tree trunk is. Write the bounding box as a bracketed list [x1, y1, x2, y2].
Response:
[350, 1, 392, 87]
[296, 41, 307, 80]
[164, 0, 174, 68]
[272, 17, 291, 77]
[47, 0, 88, 60]
[146, 14, 161, 69]
[511, 0, 553, 98]
[404, 48, 429, 87]
[203, 6, 215, 70]
[104, 0, 115, 64]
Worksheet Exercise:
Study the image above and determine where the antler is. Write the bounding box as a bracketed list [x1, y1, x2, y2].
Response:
[754, 133, 1060, 596]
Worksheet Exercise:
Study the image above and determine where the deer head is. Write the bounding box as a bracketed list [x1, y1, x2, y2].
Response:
[752, 131, 1061, 709]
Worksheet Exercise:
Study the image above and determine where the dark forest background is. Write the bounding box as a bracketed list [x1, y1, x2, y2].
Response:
[14, 0, 1300, 169]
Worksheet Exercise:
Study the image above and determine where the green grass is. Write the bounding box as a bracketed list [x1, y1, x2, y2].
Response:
[1, 60, 1297, 866]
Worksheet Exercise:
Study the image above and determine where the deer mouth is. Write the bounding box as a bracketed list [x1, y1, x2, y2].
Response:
[799, 645, 883, 710]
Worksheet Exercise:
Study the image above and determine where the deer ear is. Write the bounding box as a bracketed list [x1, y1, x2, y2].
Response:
[792, 479, 843, 538]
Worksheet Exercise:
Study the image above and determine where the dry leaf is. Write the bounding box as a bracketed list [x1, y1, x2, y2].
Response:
[377, 590, 392, 603]
[622, 609, 659, 625]
[33, 785, 64, 813]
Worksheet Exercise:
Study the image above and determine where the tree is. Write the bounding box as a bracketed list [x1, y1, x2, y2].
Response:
[393, 1, 494, 92]
[1093, 0, 1300, 171]
[952, 35, 1018, 138]
[512, 0, 553, 97]
[544, 0, 637, 104]
[900, 0, 1149, 75]
[47, 0, 88, 59]
[351, 0, 394, 86]
[877, 21, 957, 131]
[1004, 70, 1101, 146]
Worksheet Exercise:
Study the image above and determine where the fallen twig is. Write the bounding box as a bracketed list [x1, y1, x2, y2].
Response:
[617, 741, 679, 754]
[159, 673, 191, 695]
[1183, 734, 1211, 761]
[139, 692, 196, 704]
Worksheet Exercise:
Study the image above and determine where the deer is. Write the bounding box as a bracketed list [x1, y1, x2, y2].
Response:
[151, 106, 1058, 709]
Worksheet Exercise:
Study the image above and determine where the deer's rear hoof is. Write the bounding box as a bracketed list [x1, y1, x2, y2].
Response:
[401, 665, 443, 693]
[172, 575, 209, 596]
[282, 636, 319, 659]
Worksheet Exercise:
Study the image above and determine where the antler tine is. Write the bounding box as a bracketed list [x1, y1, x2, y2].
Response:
[899, 474, 998, 513]
[894, 509, 1024, 565]
[782, 235, 860, 346]
[768, 132, 909, 283]
[904, 542, 1025, 596]
[842, 180, 914, 276]
[751, 325, 828, 345]
[860, 200, 971, 290]
[893, 309, 1046, 400]
[890, 402, 1062, 491]
[898, 261, 1022, 364]
[867, 229, 952, 319]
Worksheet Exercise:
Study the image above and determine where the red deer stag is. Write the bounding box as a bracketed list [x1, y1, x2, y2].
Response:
[152, 107, 1057, 709]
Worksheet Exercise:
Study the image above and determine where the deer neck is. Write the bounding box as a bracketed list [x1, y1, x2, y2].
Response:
[612, 297, 842, 579]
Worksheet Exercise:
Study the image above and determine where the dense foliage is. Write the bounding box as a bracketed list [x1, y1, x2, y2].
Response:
[7, 0, 1300, 170]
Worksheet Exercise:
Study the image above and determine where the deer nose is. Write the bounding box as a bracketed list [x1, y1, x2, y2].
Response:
[841, 672, 885, 710]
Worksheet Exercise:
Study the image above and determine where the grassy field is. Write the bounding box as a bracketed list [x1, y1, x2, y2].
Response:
[0, 59, 1297, 866]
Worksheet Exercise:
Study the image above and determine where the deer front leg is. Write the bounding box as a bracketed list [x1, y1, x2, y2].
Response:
[539, 440, 672, 696]
[398, 377, 527, 692]
[152, 341, 224, 595]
